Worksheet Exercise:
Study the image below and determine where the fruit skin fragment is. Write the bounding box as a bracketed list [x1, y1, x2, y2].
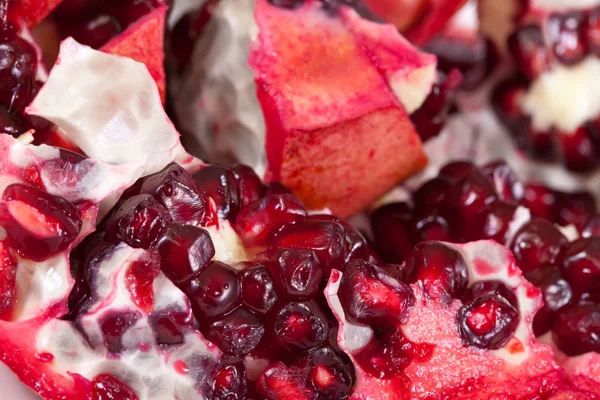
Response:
[250, 0, 431, 217]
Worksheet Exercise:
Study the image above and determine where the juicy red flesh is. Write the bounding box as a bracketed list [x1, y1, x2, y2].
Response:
[509, 218, 568, 274]
[406, 241, 469, 298]
[158, 224, 214, 285]
[338, 260, 414, 326]
[92, 373, 139, 400]
[125, 257, 160, 312]
[104, 194, 172, 249]
[1, 183, 83, 261]
[207, 308, 265, 356]
[553, 302, 600, 356]
[0, 241, 16, 317]
[458, 281, 520, 349]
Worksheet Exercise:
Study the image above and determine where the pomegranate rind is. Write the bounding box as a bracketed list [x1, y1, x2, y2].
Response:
[101, 5, 168, 103]
[250, 0, 429, 217]
[325, 240, 564, 399]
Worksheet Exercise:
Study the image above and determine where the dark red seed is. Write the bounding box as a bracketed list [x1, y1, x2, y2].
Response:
[526, 266, 573, 336]
[275, 220, 345, 274]
[338, 260, 414, 326]
[482, 161, 523, 203]
[521, 184, 557, 221]
[125, 256, 160, 312]
[303, 347, 353, 400]
[560, 237, 600, 301]
[581, 214, 600, 238]
[257, 362, 316, 400]
[586, 8, 600, 55]
[256, 248, 322, 300]
[92, 374, 139, 400]
[457, 281, 519, 350]
[66, 15, 122, 49]
[234, 194, 306, 247]
[233, 164, 263, 207]
[207, 356, 248, 400]
[241, 264, 278, 315]
[263, 182, 293, 196]
[491, 77, 528, 127]
[472, 201, 519, 245]
[413, 177, 452, 216]
[194, 165, 240, 220]
[555, 190, 597, 228]
[510, 218, 568, 274]
[139, 163, 209, 227]
[508, 24, 550, 78]
[552, 303, 600, 356]
[149, 311, 193, 346]
[99, 311, 140, 353]
[104, 194, 172, 249]
[0, 104, 23, 137]
[370, 203, 415, 264]
[107, 0, 159, 27]
[0, 34, 37, 105]
[414, 213, 452, 242]
[274, 301, 328, 352]
[1, 183, 82, 261]
[309, 214, 369, 263]
[184, 261, 241, 321]
[438, 161, 475, 182]
[158, 224, 214, 285]
[557, 125, 599, 172]
[548, 12, 588, 66]
[207, 308, 265, 356]
[406, 241, 469, 298]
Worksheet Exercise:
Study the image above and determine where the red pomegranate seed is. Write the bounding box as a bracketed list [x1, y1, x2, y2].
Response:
[303, 347, 354, 399]
[521, 183, 557, 221]
[370, 203, 415, 264]
[555, 190, 597, 228]
[0, 104, 23, 137]
[553, 303, 600, 356]
[241, 264, 278, 315]
[482, 161, 524, 203]
[99, 311, 140, 353]
[207, 356, 248, 400]
[233, 164, 264, 207]
[406, 241, 469, 298]
[560, 237, 600, 301]
[104, 194, 172, 249]
[0, 34, 37, 105]
[414, 213, 452, 242]
[338, 260, 414, 326]
[92, 374, 139, 400]
[0, 241, 16, 317]
[508, 24, 549, 78]
[491, 77, 528, 125]
[158, 224, 214, 285]
[207, 308, 265, 356]
[194, 165, 240, 220]
[413, 177, 452, 216]
[526, 266, 573, 336]
[586, 8, 600, 55]
[256, 247, 322, 300]
[353, 324, 434, 379]
[438, 161, 475, 182]
[582, 213, 600, 238]
[67, 15, 122, 49]
[106, 0, 159, 27]
[457, 281, 519, 349]
[139, 163, 209, 227]
[257, 362, 316, 400]
[309, 214, 368, 263]
[473, 201, 518, 244]
[184, 261, 241, 321]
[263, 182, 293, 196]
[234, 194, 306, 247]
[549, 12, 588, 66]
[1, 183, 83, 261]
[556, 125, 599, 172]
[275, 220, 345, 274]
[274, 301, 328, 352]
[509, 218, 568, 274]
[125, 256, 160, 312]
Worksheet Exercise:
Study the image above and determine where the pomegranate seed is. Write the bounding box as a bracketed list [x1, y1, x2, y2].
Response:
[507, 24, 550, 78]
[234, 194, 306, 247]
[304, 347, 353, 399]
[0, 34, 37, 105]
[207, 356, 248, 400]
[0, 104, 23, 137]
[371, 203, 415, 264]
[104, 194, 172, 249]
[549, 12, 588, 66]
[406, 241, 469, 298]
[184, 261, 241, 321]
[582, 214, 600, 238]
[472, 201, 518, 244]
[414, 213, 452, 242]
[0, 241, 16, 317]
[67, 15, 122, 49]
[521, 183, 557, 221]
[241, 264, 278, 315]
[556, 190, 597, 228]
[338, 260, 414, 326]
[440, 169, 498, 241]
[413, 177, 452, 216]
[256, 248, 322, 300]
[1, 183, 82, 261]
[525, 125, 558, 161]
[526, 266, 573, 336]
[92, 374, 139, 400]
[553, 303, 600, 356]
[438, 161, 476, 182]
[458, 281, 519, 349]
[275, 220, 345, 274]
[557, 125, 599, 172]
[100, 311, 140, 353]
[309, 214, 368, 263]
[257, 362, 316, 400]
[233, 164, 263, 207]
[158, 224, 214, 285]
[9, 79, 37, 113]
[378, 263, 409, 282]
[107, 0, 159, 27]
[125, 256, 160, 312]
[586, 8, 600, 55]
[194, 165, 240, 220]
[139, 163, 209, 227]
[482, 161, 523, 203]
[263, 182, 293, 196]
[509, 218, 568, 274]
[491, 77, 528, 126]
[560, 237, 600, 301]
[207, 308, 265, 356]
[56, 0, 102, 19]
[353, 324, 434, 379]
[274, 301, 328, 351]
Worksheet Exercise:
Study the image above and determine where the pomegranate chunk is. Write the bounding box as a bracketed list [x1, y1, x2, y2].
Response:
[0, 183, 82, 261]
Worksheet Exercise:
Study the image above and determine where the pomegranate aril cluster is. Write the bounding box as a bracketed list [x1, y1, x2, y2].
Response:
[493, 7, 600, 172]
